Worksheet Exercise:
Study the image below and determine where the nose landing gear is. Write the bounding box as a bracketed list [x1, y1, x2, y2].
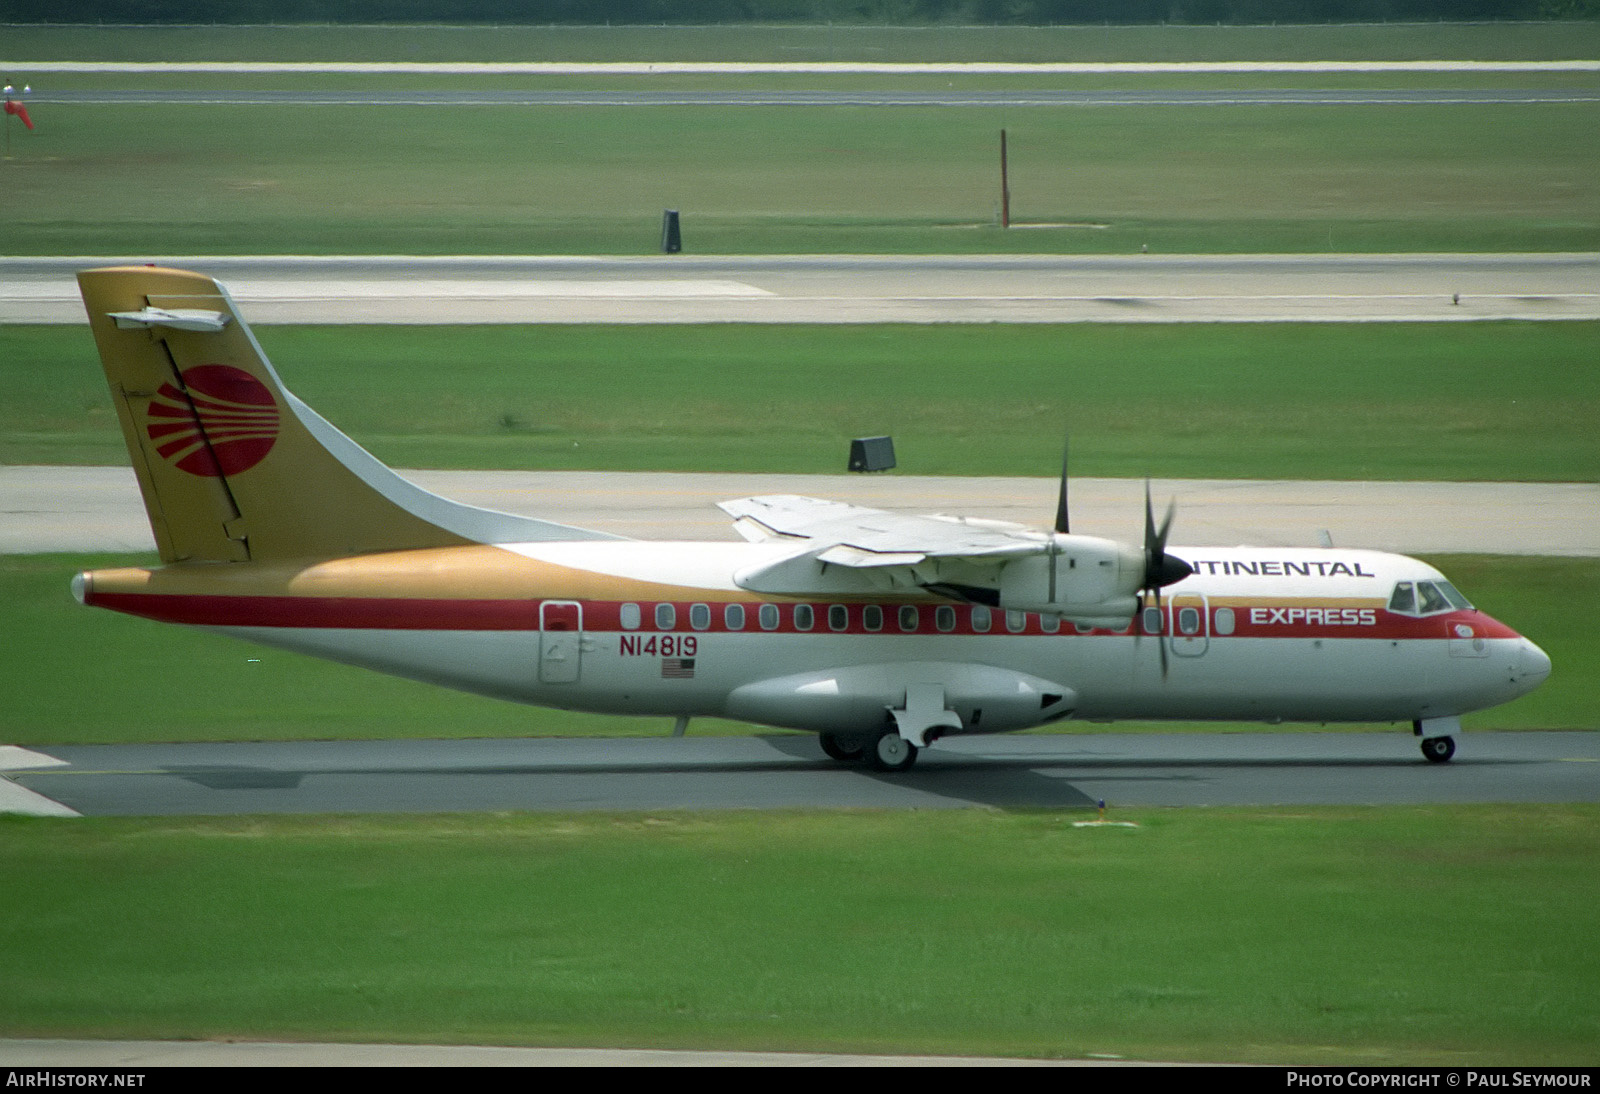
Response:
[1420, 735, 1456, 763]
[1414, 716, 1460, 763]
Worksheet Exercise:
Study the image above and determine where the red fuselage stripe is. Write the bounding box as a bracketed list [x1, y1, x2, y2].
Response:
[87, 591, 1521, 641]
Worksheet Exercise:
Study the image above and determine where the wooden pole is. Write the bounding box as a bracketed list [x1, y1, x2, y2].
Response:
[999, 128, 1010, 229]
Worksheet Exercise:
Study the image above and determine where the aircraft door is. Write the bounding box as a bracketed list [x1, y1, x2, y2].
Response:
[1169, 594, 1209, 658]
[539, 600, 583, 683]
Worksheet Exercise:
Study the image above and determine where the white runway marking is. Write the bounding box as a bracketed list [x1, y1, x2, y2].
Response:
[247, 279, 773, 299]
[0, 745, 69, 771]
[0, 748, 79, 818]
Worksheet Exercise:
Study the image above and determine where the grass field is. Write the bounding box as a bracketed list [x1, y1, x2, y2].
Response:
[7, 21, 1600, 63]
[2, 806, 1595, 1063]
[2, 551, 1589, 746]
[4, 321, 1597, 480]
[2, 91, 1594, 254]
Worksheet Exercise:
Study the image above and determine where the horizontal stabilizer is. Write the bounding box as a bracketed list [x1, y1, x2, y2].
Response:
[109, 307, 230, 332]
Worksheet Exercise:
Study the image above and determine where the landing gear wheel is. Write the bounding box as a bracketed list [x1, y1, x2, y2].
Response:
[820, 733, 866, 762]
[867, 730, 919, 773]
[1421, 736, 1456, 763]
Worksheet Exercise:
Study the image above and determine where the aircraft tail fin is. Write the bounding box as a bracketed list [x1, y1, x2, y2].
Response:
[78, 266, 619, 564]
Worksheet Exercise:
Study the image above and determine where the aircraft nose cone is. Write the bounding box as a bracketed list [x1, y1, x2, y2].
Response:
[1514, 639, 1552, 686]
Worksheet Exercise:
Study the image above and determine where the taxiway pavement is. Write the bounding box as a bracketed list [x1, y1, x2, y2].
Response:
[4, 253, 1595, 324]
[4, 732, 1595, 818]
[6, 465, 1594, 557]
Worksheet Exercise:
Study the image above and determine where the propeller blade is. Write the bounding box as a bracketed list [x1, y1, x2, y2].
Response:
[1137, 481, 1189, 680]
[1143, 480, 1156, 557]
[1053, 435, 1070, 535]
[1142, 484, 1193, 590]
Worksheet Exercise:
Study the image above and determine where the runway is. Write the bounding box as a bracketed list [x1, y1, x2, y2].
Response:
[5, 253, 1596, 324]
[6, 466, 1596, 556]
[33, 87, 1600, 107]
[6, 732, 1596, 818]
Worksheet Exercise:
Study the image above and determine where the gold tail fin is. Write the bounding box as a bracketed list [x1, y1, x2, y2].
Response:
[78, 266, 617, 563]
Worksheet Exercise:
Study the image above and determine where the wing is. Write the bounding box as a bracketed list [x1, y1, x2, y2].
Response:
[719, 494, 1043, 568]
[718, 495, 1141, 625]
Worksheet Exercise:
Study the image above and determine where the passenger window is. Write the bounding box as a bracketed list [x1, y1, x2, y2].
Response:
[1141, 606, 1164, 635]
[655, 603, 676, 630]
[689, 603, 711, 631]
[829, 604, 849, 632]
[1005, 610, 1027, 633]
[1040, 614, 1060, 634]
[794, 604, 814, 631]
[935, 606, 956, 632]
[970, 606, 992, 633]
[759, 603, 780, 631]
[620, 602, 641, 630]
[1417, 582, 1450, 614]
[1178, 606, 1201, 636]
[1214, 607, 1236, 636]
[724, 603, 746, 631]
[863, 605, 883, 632]
[1388, 582, 1416, 615]
[899, 605, 919, 632]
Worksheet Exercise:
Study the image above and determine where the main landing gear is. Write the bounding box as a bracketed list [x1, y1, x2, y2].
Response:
[820, 730, 920, 772]
[819, 732, 866, 762]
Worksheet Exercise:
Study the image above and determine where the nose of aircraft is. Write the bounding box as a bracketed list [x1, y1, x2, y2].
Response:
[1512, 638, 1553, 690]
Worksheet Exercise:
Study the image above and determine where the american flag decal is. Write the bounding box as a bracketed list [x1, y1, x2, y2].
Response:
[661, 657, 695, 679]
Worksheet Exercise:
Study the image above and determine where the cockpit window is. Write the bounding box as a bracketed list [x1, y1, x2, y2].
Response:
[1435, 581, 1474, 610]
[1417, 581, 1451, 614]
[1390, 579, 1474, 617]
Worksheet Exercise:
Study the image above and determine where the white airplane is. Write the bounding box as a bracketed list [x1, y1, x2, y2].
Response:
[71, 266, 1551, 771]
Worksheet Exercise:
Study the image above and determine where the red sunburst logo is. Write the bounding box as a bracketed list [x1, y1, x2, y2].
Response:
[145, 364, 281, 477]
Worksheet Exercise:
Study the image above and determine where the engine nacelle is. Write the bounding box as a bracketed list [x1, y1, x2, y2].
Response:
[997, 534, 1143, 622]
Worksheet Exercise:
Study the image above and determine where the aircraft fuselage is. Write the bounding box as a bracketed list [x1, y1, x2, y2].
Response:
[77, 540, 1550, 737]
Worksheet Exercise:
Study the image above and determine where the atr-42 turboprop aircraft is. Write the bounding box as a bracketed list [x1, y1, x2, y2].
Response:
[72, 267, 1551, 771]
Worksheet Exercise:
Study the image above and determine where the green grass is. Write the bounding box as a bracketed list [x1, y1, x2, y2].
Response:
[1, 552, 1588, 746]
[2, 93, 1594, 254]
[2, 806, 1596, 1062]
[5, 322, 1596, 481]
[6, 21, 1600, 63]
